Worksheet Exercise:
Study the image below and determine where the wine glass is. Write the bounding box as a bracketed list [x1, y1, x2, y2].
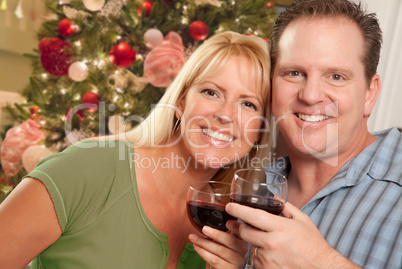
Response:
[231, 168, 288, 269]
[187, 181, 237, 233]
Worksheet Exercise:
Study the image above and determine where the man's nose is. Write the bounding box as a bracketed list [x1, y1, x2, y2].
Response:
[298, 77, 325, 105]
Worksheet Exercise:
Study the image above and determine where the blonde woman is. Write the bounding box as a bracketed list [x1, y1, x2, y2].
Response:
[0, 31, 272, 269]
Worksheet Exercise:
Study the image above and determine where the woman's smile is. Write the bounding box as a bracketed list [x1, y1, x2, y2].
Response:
[201, 127, 235, 146]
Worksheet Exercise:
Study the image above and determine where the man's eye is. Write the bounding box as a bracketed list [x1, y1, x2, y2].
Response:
[331, 74, 343, 80]
[290, 71, 300, 76]
[283, 71, 304, 82]
[286, 71, 300, 76]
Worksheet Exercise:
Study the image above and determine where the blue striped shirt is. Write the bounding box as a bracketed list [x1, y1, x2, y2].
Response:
[267, 128, 402, 268]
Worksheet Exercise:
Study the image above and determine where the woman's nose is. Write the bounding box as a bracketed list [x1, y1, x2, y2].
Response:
[213, 103, 235, 124]
[213, 113, 233, 124]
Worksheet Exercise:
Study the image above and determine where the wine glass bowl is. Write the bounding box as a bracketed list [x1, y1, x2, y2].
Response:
[231, 168, 288, 268]
[231, 169, 288, 215]
[187, 181, 236, 233]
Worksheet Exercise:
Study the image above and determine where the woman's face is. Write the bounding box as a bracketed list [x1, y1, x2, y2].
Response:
[177, 56, 265, 169]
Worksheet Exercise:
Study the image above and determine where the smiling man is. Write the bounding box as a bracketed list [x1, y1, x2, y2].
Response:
[271, 6, 381, 204]
[226, 0, 402, 268]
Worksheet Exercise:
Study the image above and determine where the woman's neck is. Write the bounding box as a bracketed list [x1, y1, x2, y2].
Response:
[134, 143, 219, 202]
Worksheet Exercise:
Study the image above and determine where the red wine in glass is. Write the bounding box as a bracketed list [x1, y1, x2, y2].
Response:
[186, 201, 237, 233]
[230, 194, 284, 215]
[231, 168, 288, 269]
[187, 181, 233, 233]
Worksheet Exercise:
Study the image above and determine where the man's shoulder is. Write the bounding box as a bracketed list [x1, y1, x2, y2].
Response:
[362, 128, 401, 185]
[372, 127, 402, 142]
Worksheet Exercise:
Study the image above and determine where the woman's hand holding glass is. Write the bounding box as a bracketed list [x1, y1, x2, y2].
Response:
[187, 181, 248, 268]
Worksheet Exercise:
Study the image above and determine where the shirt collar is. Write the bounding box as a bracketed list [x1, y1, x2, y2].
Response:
[266, 128, 402, 202]
[345, 128, 401, 186]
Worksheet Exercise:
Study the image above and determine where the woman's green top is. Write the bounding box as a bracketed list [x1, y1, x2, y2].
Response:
[24, 140, 206, 269]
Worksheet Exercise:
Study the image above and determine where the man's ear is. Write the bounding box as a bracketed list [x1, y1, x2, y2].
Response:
[364, 74, 381, 117]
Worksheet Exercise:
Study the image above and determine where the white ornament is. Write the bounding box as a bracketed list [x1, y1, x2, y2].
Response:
[69, 61, 89, 82]
[110, 71, 148, 93]
[99, 0, 127, 18]
[14, 0, 23, 19]
[43, 13, 58, 21]
[63, 6, 91, 20]
[108, 115, 128, 134]
[60, 0, 71, 4]
[194, 0, 222, 7]
[144, 29, 164, 49]
[61, 129, 94, 149]
[22, 145, 55, 173]
[83, 0, 105, 11]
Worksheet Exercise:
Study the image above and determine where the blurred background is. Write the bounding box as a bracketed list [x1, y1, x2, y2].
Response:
[1, 0, 401, 133]
[0, 0, 400, 201]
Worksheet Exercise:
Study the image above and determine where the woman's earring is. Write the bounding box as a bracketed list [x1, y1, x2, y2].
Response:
[255, 143, 259, 153]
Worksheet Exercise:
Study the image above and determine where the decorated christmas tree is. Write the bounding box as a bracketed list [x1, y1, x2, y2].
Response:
[0, 0, 279, 202]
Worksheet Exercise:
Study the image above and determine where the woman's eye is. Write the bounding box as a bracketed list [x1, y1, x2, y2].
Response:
[242, 101, 257, 111]
[201, 89, 218, 97]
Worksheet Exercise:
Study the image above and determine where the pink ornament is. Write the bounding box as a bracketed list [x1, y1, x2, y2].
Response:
[0, 120, 45, 177]
[144, 28, 164, 49]
[144, 32, 185, 88]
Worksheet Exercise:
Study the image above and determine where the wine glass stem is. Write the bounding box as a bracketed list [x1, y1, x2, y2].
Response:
[244, 243, 253, 269]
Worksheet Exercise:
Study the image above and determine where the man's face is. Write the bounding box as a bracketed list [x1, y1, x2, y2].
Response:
[271, 17, 379, 163]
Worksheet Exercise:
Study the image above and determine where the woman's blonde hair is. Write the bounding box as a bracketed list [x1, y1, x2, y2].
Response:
[125, 31, 272, 182]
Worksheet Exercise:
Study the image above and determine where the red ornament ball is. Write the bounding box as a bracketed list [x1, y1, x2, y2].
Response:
[189, 21, 209, 41]
[81, 92, 100, 112]
[30, 107, 40, 121]
[65, 107, 85, 122]
[40, 38, 74, 76]
[30, 107, 40, 115]
[137, 1, 153, 16]
[109, 42, 136, 68]
[38, 37, 53, 52]
[58, 19, 76, 37]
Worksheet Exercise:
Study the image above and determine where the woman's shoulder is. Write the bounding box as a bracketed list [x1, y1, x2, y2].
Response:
[65, 137, 135, 155]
